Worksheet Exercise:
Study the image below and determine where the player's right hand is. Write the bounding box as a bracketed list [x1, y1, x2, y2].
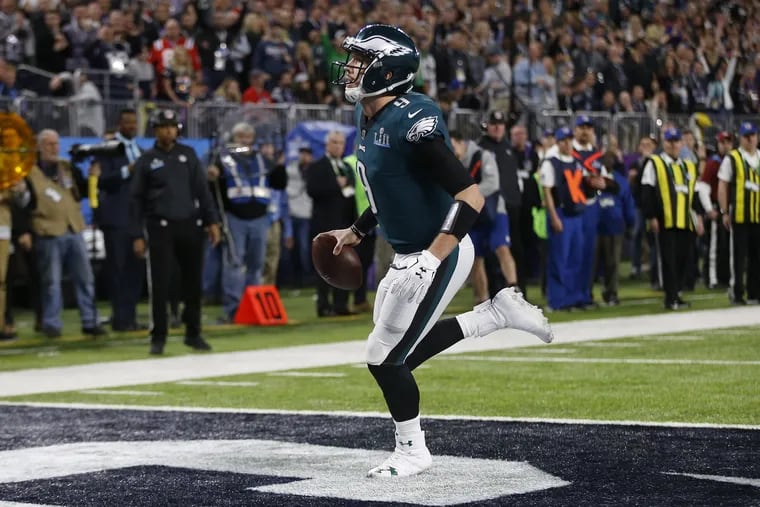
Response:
[315, 228, 362, 256]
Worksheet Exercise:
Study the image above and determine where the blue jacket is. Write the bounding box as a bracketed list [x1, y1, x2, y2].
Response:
[598, 171, 635, 236]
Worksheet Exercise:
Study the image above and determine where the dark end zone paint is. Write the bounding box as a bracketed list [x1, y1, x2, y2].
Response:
[0, 406, 757, 506]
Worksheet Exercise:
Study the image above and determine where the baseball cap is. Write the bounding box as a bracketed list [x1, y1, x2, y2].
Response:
[716, 131, 734, 142]
[555, 126, 572, 141]
[151, 108, 179, 127]
[663, 127, 682, 141]
[575, 114, 593, 127]
[487, 110, 507, 124]
[298, 145, 313, 153]
[738, 122, 758, 136]
[543, 127, 555, 137]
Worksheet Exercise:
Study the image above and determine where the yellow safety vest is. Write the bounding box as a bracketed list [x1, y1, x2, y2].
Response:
[651, 155, 696, 230]
[727, 149, 760, 224]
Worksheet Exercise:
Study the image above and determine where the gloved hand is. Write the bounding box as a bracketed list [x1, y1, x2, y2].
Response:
[391, 250, 441, 304]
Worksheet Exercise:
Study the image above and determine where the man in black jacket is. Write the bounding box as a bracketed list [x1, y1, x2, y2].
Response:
[306, 130, 356, 316]
[97, 108, 145, 332]
[130, 109, 221, 355]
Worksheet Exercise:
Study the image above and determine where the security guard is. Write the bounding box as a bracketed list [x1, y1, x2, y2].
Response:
[641, 127, 704, 310]
[717, 121, 760, 305]
[130, 109, 221, 355]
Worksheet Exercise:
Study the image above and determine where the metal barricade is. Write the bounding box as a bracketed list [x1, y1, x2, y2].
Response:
[612, 113, 655, 153]
[448, 109, 484, 141]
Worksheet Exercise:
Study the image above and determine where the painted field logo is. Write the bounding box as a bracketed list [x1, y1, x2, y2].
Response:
[0, 440, 569, 506]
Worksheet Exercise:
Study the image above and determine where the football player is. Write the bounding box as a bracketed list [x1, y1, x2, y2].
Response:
[317, 24, 554, 478]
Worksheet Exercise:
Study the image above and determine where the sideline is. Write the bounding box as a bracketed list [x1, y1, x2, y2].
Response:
[0, 307, 757, 397]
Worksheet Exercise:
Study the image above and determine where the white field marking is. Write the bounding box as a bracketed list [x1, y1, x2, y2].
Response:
[662, 472, 760, 488]
[176, 380, 260, 387]
[267, 372, 346, 378]
[1, 306, 760, 397]
[577, 342, 642, 348]
[0, 347, 59, 356]
[0, 440, 569, 505]
[527, 348, 578, 354]
[36, 351, 60, 358]
[1, 401, 758, 431]
[439, 355, 760, 366]
[79, 390, 163, 396]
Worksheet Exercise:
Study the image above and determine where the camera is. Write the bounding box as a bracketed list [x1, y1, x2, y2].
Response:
[69, 140, 125, 160]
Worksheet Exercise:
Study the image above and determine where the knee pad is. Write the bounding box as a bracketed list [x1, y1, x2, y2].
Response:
[366, 325, 405, 365]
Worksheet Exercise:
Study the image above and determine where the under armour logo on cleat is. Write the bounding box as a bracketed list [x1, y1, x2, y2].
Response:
[398, 440, 413, 447]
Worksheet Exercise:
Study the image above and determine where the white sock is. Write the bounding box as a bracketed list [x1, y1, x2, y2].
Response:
[394, 415, 422, 436]
[394, 416, 425, 451]
[456, 311, 480, 339]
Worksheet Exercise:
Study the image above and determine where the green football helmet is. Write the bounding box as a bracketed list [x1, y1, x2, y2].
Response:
[332, 24, 420, 103]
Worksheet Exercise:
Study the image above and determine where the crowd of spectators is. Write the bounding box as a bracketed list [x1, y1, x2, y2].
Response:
[0, 0, 758, 122]
[1, 0, 759, 338]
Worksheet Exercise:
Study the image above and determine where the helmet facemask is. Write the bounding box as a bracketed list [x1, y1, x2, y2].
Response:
[332, 50, 375, 103]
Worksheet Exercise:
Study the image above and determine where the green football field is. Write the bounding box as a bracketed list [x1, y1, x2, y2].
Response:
[1, 277, 758, 427]
[3, 326, 757, 425]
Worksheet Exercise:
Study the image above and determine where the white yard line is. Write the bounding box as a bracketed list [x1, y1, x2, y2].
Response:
[0, 307, 758, 397]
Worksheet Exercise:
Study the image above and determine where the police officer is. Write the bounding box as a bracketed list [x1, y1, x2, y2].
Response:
[641, 127, 704, 310]
[130, 109, 221, 355]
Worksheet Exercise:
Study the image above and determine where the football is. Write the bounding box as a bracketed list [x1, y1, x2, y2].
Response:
[311, 234, 363, 291]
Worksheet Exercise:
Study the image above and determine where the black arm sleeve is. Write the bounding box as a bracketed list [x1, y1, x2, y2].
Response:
[412, 137, 475, 196]
[352, 206, 378, 236]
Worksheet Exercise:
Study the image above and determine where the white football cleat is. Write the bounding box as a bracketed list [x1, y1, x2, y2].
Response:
[473, 287, 554, 343]
[367, 432, 432, 478]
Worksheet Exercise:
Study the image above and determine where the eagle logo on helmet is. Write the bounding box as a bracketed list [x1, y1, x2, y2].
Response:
[347, 35, 414, 57]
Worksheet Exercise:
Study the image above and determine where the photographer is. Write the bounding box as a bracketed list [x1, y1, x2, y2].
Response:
[96, 108, 145, 332]
[15, 129, 105, 338]
[207, 122, 286, 322]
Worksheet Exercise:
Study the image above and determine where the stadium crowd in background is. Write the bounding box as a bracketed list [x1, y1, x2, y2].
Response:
[0, 0, 759, 338]
[0, 0, 756, 117]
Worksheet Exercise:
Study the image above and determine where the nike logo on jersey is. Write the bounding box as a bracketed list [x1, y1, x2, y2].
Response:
[407, 108, 423, 118]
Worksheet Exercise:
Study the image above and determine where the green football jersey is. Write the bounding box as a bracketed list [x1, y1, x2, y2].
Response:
[354, 92, 453, 254]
